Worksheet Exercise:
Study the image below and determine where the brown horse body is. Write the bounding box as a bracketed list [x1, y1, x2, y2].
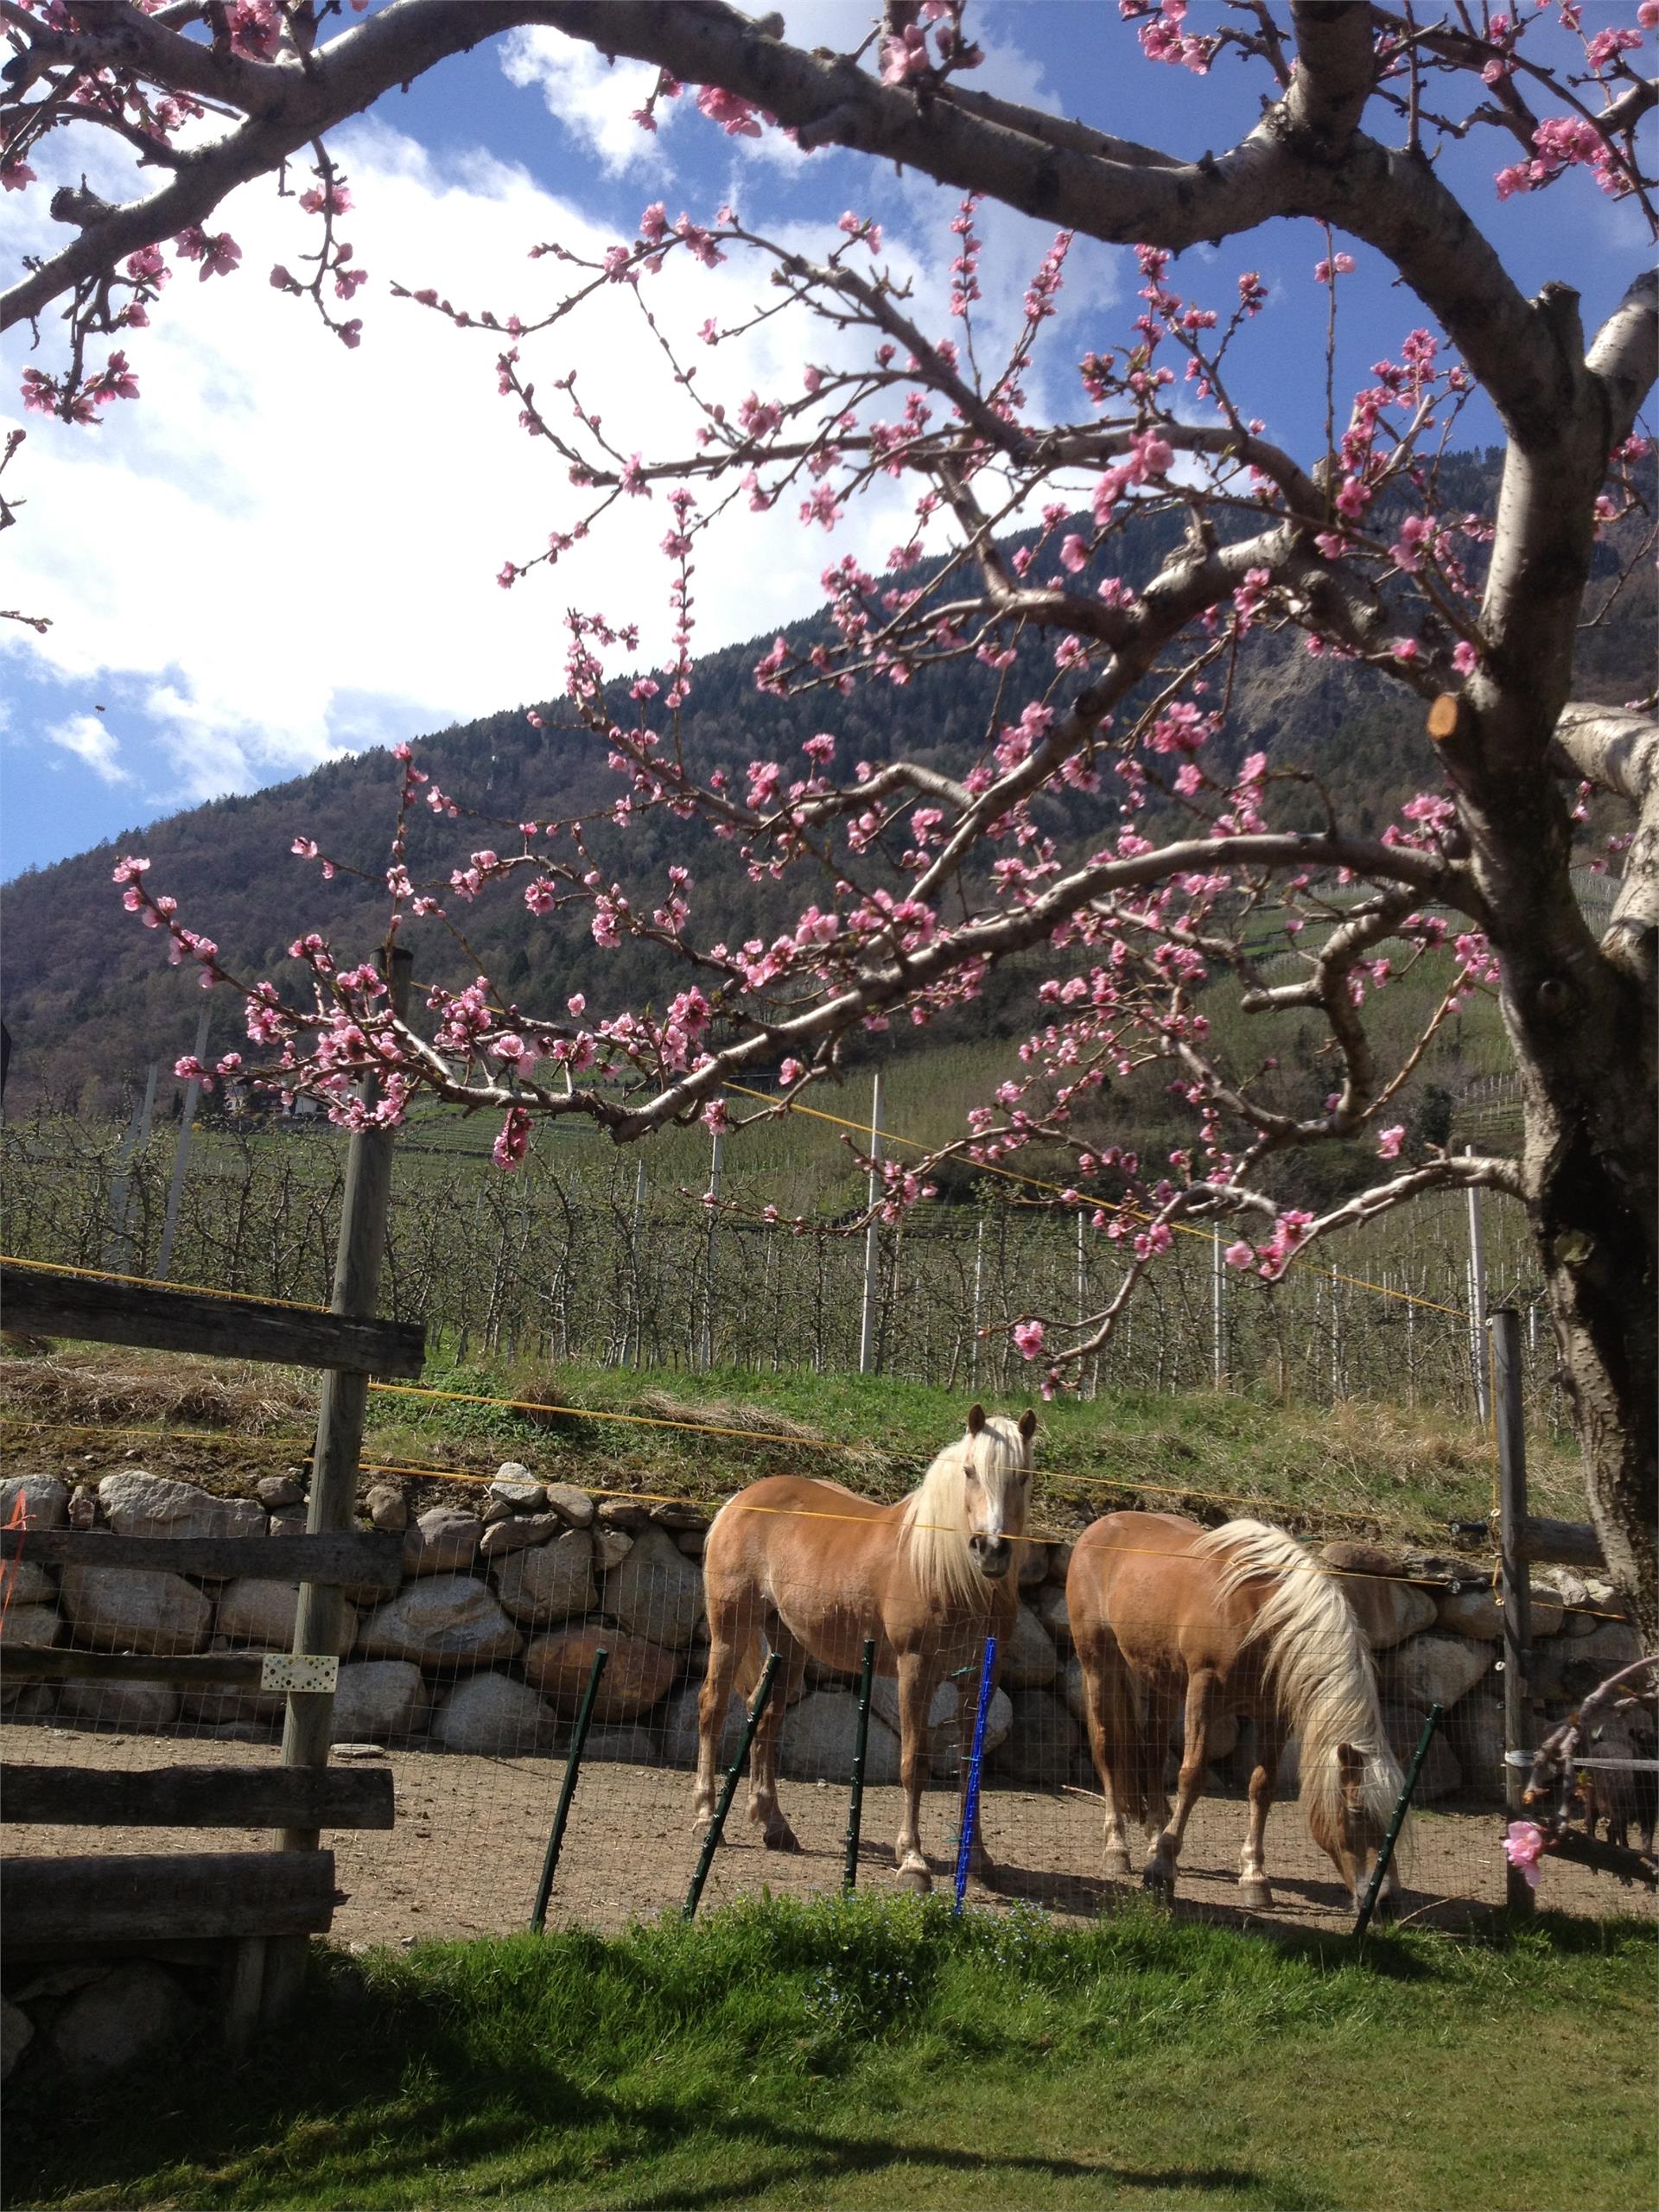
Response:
[1067, 1510, 1402, 1911]
[696, 1408, 1037, 1891]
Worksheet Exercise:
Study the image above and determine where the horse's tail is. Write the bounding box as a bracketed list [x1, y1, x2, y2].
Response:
[1194, 1519, 1402, 1852]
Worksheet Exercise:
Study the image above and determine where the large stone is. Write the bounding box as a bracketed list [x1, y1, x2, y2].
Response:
[990, 1688, 1084, 1786]
[180, 1640, 285, 1724]
[1382, 1632, 1495, 1713]
[601, 1523, 705, 1650]
[1060, 1655, 1089, 1725]
[49, 1964, 197, 2079]
[1566, 1618, 1643, 1681]
[524, 1625, 678, 1722]
[0, 1602, 60, 1649]
[929, 1689, 1014, 1780]
[432, 1672, 558, 1756]
[544, 1483, 596, 1529]
[1016, 1543, 1048, 1588]
[1, 1997, 33, 2084]
[661, 1681, 743, 1770]
[1000, 1603, 1059, 1689]
[3, 1560, 56, 1606]
[357, 1575, 524, 1669]
[1034, 1582, 1072, 1648]
[57, 1677, 182, 1733]
[256, 1475, 305, 1510]
[1380, 1702, 1462, 1803]
[365, 1484, 408, 1533]
[582, 1724, 658, 1764]
[59, 1563, 211, 1655]
[214, 1578, 358, 1653]
[596, 1497, 652, 1530]
[489, 1474, 547, 1516]
[1443, 1692, 1506, 1802]
[403, 1507, 483, 1577]
[0, 1473, 68, 1529]
[480, 1512, 566, 1561]
[98, 1471, 264, 1552]
[780, 1691, 902, 1784]
[493, 1529, 596, 1625]
[333, 1660, 430, 1741]
[592, 1526, 634, 1572]
[1320, 1544, 1438, 1649]
[1434, 1585, 1563, 1641]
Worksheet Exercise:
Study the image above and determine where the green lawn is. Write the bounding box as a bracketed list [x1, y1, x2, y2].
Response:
[9, 1897, 1654, 2212]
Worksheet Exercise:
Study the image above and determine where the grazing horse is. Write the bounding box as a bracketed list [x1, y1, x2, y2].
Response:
[1067, 1511, 1403, 1913]
[695, 1405, 1038, 1891]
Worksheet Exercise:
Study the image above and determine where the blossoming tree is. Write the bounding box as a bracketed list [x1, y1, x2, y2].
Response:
[4, 1, 1656, 1633]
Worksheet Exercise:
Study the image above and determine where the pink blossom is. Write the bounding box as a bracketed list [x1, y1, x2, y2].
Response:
[1452, 639, 1478, 676]
[779, 1058, 804, 1087]
[0, 162, 36, 193]
[695, 84, 761, 137]
[1376, 1125, 1406, 1160]
[1013, 1319, 1046, 1361]
[1503, 1821, 1546, 1889]
[493, 1106, 531, 1172]
[1224, 1240, 1255, 1270]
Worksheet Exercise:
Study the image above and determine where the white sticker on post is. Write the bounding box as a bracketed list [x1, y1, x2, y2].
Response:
[261, 1654, 340, 1694]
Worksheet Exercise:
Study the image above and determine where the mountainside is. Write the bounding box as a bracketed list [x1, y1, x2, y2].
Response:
[3, 450, 1650, 1112]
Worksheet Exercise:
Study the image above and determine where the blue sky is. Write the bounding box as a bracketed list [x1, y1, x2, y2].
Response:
[1, 1, 1647, 880]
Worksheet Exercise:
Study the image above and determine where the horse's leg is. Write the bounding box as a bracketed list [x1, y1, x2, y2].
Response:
[692, 1589, 747, 1826]
[892, 1649, 934, 1893]
[747, 1612, 805, 1853]
[1137, 1683, 1177, 1882]
[1145, 1667, 1216, 1901]
[1077, 1632, 1133, 1878]
[1237, 1713, 1286, 1911]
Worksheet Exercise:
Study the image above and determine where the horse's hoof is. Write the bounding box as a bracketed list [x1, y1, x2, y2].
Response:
[761, 1820, 802, 1854]
[965, 1854, 998, 1890]
[1238, 1880, 1274, 1912]
[690, 1800, 715, 1828]
[1103, 1847, 1133, 1879]
[896, 1863, 932, 1896]
[1141, 1866, 1174, 1903]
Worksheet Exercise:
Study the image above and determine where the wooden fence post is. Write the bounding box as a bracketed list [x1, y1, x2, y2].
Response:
[264, 944, 412, 2017]
[1491, 1306, 1535, 1914]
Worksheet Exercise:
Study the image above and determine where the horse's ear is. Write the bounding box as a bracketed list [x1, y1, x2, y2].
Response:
[1018, 1409, 1038, 1441]
[967, 1403, 986, 1434]
[1337, 1743, 1365, 1803]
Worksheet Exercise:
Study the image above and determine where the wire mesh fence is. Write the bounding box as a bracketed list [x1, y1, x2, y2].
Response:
[1, 1107, 1566, 1429]
[4, 1458, 1650, 1945]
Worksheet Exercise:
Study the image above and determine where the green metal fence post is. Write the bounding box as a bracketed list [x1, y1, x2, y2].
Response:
[683, 1652, 782, 1923]
[531, 1645, 608, 1932]
[843, 1636, 876, 1893]
[1354, 1702, 1442, 1939]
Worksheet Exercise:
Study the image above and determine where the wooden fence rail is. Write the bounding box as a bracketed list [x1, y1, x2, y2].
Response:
[2, 1763, 393, 1831]
[2, 1526, 404, 1586]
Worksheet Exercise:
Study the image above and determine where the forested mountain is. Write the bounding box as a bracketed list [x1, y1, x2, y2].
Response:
[3, 450, 1649, 1113]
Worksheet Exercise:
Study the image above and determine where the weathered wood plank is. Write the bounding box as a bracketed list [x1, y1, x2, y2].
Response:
[1, 1851, 340, 1948]
[0, 1266, 424, 1377]
[2, 1762, 394, 1832]
[1516, 1515, 1607, 1570]
[1, 1527, 404, 1589]
[4, 1649, 271, 1688]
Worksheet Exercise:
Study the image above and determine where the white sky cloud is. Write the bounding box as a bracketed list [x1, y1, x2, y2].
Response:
[1, 119, 934, 810]
[46, 711, 130, 784]
[498, 31, 675, 177]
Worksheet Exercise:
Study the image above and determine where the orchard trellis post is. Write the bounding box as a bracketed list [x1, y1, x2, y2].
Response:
[156, 1005, 209, 1284]
[858, 1068, 885, 1377]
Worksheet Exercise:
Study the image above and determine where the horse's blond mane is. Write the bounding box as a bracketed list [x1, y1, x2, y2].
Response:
[1194, 1519, 1402, 1847]
[899, 1414, 1028, 1613]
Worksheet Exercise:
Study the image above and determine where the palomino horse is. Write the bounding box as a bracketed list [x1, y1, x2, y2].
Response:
[1066, 1511, 1403, 1913]
[695, 1405, 1038, 1891]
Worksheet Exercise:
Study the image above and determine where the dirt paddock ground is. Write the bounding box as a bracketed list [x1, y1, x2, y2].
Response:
[5, 1722, 1651, 1943]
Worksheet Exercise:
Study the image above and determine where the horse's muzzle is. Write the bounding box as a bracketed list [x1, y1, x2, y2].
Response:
[970, 1535, 1013, 1578]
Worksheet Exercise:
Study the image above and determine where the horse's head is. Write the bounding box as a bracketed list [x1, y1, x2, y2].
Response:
[960, 1404, 1038, 1580]
[1313, 1741, 1401, 1913]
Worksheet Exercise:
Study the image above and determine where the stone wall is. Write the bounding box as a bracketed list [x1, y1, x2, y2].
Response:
[0, 1465, 1643, 1809]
